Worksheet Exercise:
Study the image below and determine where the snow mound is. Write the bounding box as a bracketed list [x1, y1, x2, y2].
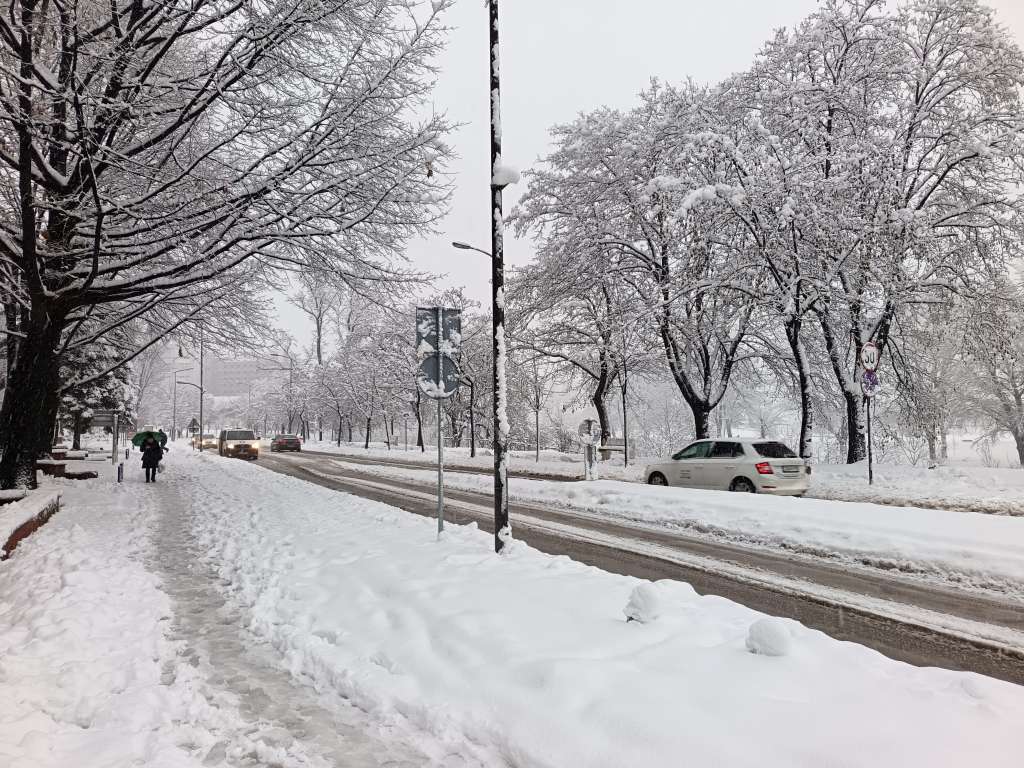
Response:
[746, 617, 793, 657]
[624, 583, 661, 623]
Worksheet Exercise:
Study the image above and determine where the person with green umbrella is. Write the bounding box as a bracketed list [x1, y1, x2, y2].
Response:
[140, 436, 164, 482]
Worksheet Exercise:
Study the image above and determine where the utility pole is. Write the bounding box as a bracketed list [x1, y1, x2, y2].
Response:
[489, 0, 509, 554]
[198, 326, 205, 451]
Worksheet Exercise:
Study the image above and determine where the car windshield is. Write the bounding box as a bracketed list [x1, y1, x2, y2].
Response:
[226, 430, 256, 440]
[672, 441, 711, 460]
[276, 435, 298, 439]
[752, 441, 798, 458]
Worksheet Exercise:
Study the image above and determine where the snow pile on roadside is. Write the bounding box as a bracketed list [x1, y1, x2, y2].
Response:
[808, 462, 1024, 515]
[327, 460, 1024, 597]
[296, 440, 644, 480]
[0, 491, 60, 552]
[0, 474, 222, 767]
[185, 453, 1024, 767]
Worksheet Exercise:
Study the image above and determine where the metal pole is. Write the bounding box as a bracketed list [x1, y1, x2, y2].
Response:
[198, 326, 205, 452]
[621, 334, 629, 467]
[111, 413, 119, 465]
[404, 416, 408, 451]
[866, 397, 874, 485]
[172, 373, 177, 443]
[437, 398, 444, 535]
[489, 0, 509, 553]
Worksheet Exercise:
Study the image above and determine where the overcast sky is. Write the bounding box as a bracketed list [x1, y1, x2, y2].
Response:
[273, 0, 1024, 342]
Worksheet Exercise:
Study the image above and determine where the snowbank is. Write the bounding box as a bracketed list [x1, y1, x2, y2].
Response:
[0, 490, 61, 557]
[185, 452, 1023, 767]
[327, 460, 1024, 597]
[300, 442, 1024, 514]
[295, 440, 641, 480]
[808, 462, 1024, 515]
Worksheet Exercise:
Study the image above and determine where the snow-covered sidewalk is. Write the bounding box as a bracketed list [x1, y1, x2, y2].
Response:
[0, 458, 458, 767]
[182, 452, 1021, 767]
[324, 459, 1024, 599]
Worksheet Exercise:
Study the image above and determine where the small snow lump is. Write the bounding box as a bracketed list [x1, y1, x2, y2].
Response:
[745, 617, 792, 657]
[624, 583, 661, 624]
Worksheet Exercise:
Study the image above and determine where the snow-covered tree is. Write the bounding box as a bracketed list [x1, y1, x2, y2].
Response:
[0, 0, 453, 487]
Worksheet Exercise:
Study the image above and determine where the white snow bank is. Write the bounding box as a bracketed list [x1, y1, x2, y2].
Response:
[0, 480, 206, 766]
[0, 490, 61, 555]
[327, 461, 1024, 597]
[295, 440, 639, 479]
[300, 442, 1024, 514]
[184, 452, 1023, 767]
[808, 462, 1024, 515]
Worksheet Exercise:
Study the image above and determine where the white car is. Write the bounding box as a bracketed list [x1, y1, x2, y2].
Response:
[644, 439, 809, 495]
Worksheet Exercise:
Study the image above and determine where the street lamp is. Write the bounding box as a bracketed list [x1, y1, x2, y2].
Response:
[179, 326, 205, 450]
[171, 368, 193, 442]
[177, 380, 205, 448]
[451, 233, 509, 554]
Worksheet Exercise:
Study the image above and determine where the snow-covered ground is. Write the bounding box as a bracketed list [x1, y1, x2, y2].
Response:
[295, 439, 641, 480]
[806, 462, 1024, 515]
[4, 450, 1023, 766]
[303, 440, 1024, 515]
[324, 459, 1024, 599]
[193, 453, 1022, 764]
[0, 467, 212, 767]
[0, 461, 438, 767]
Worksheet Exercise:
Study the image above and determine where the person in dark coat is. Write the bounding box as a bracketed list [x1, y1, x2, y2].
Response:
[157, 429, 168, 448]
[141, 437, 163, 482]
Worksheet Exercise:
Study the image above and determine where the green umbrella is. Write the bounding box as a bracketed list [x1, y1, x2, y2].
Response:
[131, 430, 161, 447]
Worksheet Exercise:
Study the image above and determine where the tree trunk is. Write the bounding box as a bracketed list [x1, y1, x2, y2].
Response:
[364, 417, 371, 449]
[816, 311, 866, 464]
[72, 413, 82, 450]
[691, 404, 711, 442]
[1013, 429, 1024, 469]
[415, 388, 425, 452]
[784, 315, 814, 460]
[844, 391, 866, 463]
[0, 309, 66, 489]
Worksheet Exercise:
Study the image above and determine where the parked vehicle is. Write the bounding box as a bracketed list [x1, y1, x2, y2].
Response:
[218, 429, 260, 459]
[192, 433, 216, 449]
[644, 439, 809, 496]
[270, 434, 302, 452]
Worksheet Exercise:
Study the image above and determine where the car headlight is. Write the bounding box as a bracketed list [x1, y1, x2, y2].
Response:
[227, 443, 235, 449]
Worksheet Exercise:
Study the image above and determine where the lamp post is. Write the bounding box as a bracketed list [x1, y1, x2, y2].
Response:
[171, 368, 192, 442]
[177, 380, 204, 447]
[178, 326, 205, 449]
[452, 237, 509, 552]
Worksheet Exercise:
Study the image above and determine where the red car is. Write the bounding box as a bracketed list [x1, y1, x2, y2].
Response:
[270, 434, 302, 452]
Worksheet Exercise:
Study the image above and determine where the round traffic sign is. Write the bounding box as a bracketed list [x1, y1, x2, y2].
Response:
[861, 341, 880, 372]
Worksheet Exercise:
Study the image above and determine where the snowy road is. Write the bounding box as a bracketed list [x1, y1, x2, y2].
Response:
[257, 451, 1024, 685]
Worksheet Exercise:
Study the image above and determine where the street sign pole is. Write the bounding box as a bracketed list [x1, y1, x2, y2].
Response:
[866, 397, 874, 486]
[437, 398, 444, 535]
[436, 306, 444, 535]
[416, 306, 461, 539]
[112, 413, 119, 466]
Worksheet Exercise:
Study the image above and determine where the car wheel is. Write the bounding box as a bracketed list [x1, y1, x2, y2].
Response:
[648, 472, 668, 486]
[730, 477, 757, 493]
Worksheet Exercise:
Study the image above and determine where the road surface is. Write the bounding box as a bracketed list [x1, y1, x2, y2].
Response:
[256, 451, 1024, 685]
